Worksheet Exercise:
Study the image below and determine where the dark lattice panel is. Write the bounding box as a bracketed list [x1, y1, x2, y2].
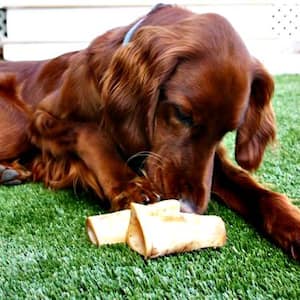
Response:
[0, 9, 7, 38]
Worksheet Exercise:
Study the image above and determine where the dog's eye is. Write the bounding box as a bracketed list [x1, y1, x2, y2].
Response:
[174, 105, 193, 127]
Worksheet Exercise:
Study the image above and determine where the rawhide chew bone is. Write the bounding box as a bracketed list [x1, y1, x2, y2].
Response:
[86, 209, 130, 246]
[126, 202, 227, 258]
[86, 200, 180, 246]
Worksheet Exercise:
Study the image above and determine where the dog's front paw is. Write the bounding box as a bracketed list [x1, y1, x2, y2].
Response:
[266, 200, 300, 261]
[110, 177, 161, 211]
[272, 218, 300, 261]
[0, 163, 31, 185]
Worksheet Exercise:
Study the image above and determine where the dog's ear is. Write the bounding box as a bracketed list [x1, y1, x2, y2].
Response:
[100, 26, 186, 146]
[235, 58, 276, 171]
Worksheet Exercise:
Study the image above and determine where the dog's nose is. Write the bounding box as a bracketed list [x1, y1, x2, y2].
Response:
[179, 198, 198, 213]
[178, 187, 211, 214]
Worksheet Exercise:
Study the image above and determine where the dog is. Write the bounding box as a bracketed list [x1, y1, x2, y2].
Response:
[0, 4, 299, 260]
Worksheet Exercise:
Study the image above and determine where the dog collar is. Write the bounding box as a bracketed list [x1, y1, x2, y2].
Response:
[122, 17, 146, 46]
[122, 3, 170, 46]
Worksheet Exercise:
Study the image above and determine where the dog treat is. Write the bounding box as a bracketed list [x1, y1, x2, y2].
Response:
[86, 200, 226, 258]
[126, 202, 227, 258]
[86, 200, 180, 246]
[86, 209, 131, 246]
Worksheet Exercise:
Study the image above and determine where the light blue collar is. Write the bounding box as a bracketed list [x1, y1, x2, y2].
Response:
[122, 17, 147, 46]
[122, 3, 170, 46]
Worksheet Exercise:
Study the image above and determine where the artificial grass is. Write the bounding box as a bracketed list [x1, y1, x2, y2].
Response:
[0, 75, 299, 299]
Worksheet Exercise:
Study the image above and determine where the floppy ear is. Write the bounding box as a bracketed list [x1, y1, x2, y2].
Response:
[235, 59, 276, 171]
[100, 26, 186, 146]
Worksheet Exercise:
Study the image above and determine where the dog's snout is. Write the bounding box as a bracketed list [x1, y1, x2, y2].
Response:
[180, 198, 198, 213]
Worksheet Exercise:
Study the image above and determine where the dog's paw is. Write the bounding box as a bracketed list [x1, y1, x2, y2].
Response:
[279, 214, 300, 261]
[0, 165, 22, 185]
[262, 194, 300, 261]
[290, 239, 300, 261]
[281, 212, 300, 261]
[271, 221, 300, 262]
[111, 177, 161, 211]
[0, 163, 31, 185]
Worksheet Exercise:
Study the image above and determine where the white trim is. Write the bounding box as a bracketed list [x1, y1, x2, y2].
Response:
[0, 37, 279, 46]
[0, 39, 89, 45]
[0, 0, 274, 9]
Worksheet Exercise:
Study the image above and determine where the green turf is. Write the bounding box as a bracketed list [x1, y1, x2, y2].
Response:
[0, 75, 299, 299]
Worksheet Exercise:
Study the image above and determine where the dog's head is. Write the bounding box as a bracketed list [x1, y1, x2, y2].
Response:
[101, 13, 275, 213]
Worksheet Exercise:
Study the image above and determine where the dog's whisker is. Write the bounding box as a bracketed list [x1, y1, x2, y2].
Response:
[126, 151, 165, 169]
[127, 151, 164, 164]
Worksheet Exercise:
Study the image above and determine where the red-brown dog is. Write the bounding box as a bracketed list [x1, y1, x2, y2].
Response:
[0, 5, 299, 259]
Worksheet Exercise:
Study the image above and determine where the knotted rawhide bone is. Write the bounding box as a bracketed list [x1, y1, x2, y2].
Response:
[86, 200, 180, 246]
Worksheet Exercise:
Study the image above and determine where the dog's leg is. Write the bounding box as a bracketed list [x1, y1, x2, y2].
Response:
[0, 78, 33, 185]
[75, 125, 161, 210]
[30, 110, 160, 210]
[212, 145, 300, 260]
